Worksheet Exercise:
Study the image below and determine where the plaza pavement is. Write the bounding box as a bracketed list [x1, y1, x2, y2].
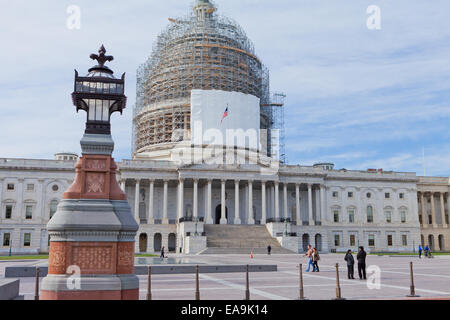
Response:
[1, 253, 450, 300]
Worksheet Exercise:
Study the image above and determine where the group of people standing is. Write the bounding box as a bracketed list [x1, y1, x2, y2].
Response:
[418, 245, 432, 258]
[344, 247, 367, 280]
[303, 245, 368, 280]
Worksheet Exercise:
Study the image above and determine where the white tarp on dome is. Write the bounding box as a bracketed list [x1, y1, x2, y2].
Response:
[190, 89, 260, 150]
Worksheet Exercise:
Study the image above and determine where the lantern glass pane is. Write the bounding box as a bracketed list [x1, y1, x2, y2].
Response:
[102, 100, 109, 121]
[95, 99, 102, 121]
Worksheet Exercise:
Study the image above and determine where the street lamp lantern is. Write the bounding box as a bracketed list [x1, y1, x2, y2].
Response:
[72, 45, 126, 135]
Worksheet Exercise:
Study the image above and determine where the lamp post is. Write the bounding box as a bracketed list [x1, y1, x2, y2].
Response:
[40, 46, 139, 300]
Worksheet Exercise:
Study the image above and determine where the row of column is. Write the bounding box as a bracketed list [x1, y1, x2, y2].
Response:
[419, 192, 449, 229]
[124, 178, 324, 226]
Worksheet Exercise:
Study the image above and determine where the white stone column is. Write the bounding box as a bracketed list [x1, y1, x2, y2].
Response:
[234, 180, 241, 224]
[120, 179, 126, 192]
[274, 181, 280, 220]
[421, 192, 427, 228]
[261, 181, 266, 224]
[308, 184, 314, 226]
[220, 180, 227, 224]
[193, 179, 198, 219]
[206, 179, 213, 224]
[320, 185, 326, 224]
[431, 193, 437, 228]
[267, 185, 272, 221]
[0, 179, 3, 207]
[148, 180, 154, 224]
[447, 193, 450, 227]
[163, 180, 169, 224]
[134, 179, 140, 224]
[440, 193, 447, 228]
[248, 180, 255, 224]
[295, 183, 301, 226]
[176, 179, 183, 223]
[283, 183, 288, 220]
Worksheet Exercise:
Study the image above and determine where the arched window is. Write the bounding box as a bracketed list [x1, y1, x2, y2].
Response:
[367, 206, 374, 223]
[348, 208, 355, 223]
[332, 208, 340, 223]
[49, 200, 58, 219]
[400, 210, 407, 223]
[385, 210, 392, 223]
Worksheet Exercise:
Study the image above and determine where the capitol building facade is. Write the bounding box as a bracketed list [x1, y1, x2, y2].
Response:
[0, 1, 449, 255]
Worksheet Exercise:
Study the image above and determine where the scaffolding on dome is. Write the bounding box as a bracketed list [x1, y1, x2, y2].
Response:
[133, 0, 285, 162]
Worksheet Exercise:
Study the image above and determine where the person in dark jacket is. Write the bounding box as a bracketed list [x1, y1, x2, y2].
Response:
[357, 246, 367, 280]
[267, 245, 272, 255]
[344, 249, 355, 279]
[418, 245, 423, 259]
[160, 246, 165, 259]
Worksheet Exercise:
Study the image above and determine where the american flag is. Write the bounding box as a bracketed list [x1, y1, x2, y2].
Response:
[221, 105, 229, 124]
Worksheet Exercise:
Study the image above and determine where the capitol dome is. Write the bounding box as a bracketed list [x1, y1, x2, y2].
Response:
[133, 0, 277, 159]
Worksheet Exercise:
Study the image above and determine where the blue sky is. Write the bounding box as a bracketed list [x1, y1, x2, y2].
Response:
[0, 0, 449, 176]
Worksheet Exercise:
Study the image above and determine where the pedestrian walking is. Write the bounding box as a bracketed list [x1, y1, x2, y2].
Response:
[424, 245, 429, 257]
[304, 245, 313, 272]
[312, 248, 320, 272]
[357, 246, 367, 280]
[344, 249, 355, 279]
[267, 245, 272, 255]
[160, 246, 165, 259]
[418, 245, 423, 259]
[427, 246, 432, 258]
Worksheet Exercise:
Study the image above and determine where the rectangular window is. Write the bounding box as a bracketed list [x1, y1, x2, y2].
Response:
[25, 205, 33, 219]
[333, 210, 339, 223]
[332, 191, 338, 198]
[386, 211, 392, 223]
[26, 184, 34, 191]
[428, 215, 432, 224]
[368, 235, 375, 247]
[3, 233, 10, 246]
[7, 183, 14, 191]
[385, 193, 390, 199]
[419, 215, 423, 224]
[348, 209, 355, 223]
[399, 193, 404, 199]
[349, 234, 356, 246]
[387, 235, 393, 246]
[348, 192, 353, 198]
[402, 235, 408, 246]
[5, 205, 12, 219]
[23, 233, 31, 247]
[446, 214, 449, 225]
[400, 211, 406, 223]
[334, 234, 340, 247]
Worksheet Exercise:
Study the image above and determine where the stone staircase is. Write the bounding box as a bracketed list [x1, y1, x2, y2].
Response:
[201, 225, 295, 254]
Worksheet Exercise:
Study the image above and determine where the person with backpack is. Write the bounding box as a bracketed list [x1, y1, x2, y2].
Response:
[344, 249, 355, 279]
[312, 248, 320, 272]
